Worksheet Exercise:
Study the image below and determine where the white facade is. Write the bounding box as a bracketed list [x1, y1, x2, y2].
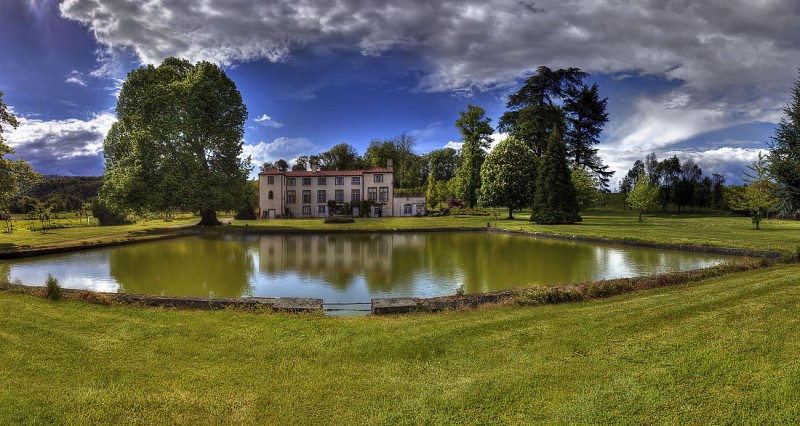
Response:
[393, 196, 426, 217]
[259, 166, 396, 218]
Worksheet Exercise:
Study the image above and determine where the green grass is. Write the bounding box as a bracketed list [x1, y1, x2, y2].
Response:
[1, 264, 799, 424]
[0, 214, 201, 252]
[233, 208, 800, 252]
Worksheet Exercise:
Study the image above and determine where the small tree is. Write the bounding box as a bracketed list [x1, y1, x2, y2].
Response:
[531, 130, 581, 224]
[478, 136, 537, 219]
[571, 165, 598, 211]
[425, 174, 441, 212]
[728, 152, 777, 229]
[626, 172, 660, 222]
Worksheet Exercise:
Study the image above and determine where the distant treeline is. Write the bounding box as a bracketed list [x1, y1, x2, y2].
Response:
[10, 175, 102, 213]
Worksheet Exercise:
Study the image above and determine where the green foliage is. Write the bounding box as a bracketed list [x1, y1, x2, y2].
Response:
[478, 136, 537, 219]
[45, 274, 62, 301]
[564, 83, 613, 188]
[571, 166, 598, 211]
[0, 91, 41, 218]
[91, 196, 131, 226]
[423, 147, 460, 182]
[449, 207, 490, 216]
[727, 152, 777, 229]
[101, 58, 250, 226]
[531, 131, 581, 224]
[234, 180, 259, 220]
[318, 143, 365, 171]
[768, 67, 800, 218]
[455, 105, 493, 208]
[425, 174, 441, 212]
[626, 172, 660, 221]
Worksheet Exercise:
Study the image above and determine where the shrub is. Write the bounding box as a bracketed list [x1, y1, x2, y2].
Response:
[76, 290, 113, 305]
[449, 207, 490, 216]
[91, 197, 131, 226]
[45, 274, 62, 300]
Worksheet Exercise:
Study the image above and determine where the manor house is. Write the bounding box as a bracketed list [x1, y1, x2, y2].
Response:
[259, 161, 402, 218]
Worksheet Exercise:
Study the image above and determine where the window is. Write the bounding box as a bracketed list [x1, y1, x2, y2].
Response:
[302, 206, 311, 215]
[268, 190, 274, 200]
[368, 187, 377, 202]
[317, 190, 327, 203]
[287, 178, 296, 186]
[317, 205, 326, 215]
[267, 176, 274, 184]
[287, 190, 296, 204]
[351, 189, 360, 202]
[374, 174, 383, 183]
[302, 190, 311, 204]
[335, 189, 344, 203]
[317, 177, 327, 185]
[404, 204, 412, 215]
[302, 177, 311, 186]
[379, 187, 389, 202]
[335, 177, 344, 185]
[352, 176, 360, 185]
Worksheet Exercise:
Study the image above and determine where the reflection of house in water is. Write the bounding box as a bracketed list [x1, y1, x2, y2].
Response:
[258, 234, 426, 290]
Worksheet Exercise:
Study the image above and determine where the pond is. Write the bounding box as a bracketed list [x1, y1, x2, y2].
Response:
[0, 232, 738, 302]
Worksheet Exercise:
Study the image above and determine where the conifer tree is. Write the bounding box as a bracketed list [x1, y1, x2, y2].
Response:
[531, 130, 581, 224]
[768, 67, 800, 218]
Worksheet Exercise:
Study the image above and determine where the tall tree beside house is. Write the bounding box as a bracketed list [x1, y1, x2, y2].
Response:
[531, 130, 581, 224]
[424, 147, 460, 182]
[478, 136, 538, 219]
[100, 57, 249, 226]
[455, 105, 493, 208]
[318, 143, 364, 171]
[768, 67, 800, 218]
[0, 91, 41, 229]
[275, 159, 289, 172]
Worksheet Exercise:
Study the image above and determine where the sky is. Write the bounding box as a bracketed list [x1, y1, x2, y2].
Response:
[1, 0, 798, 188]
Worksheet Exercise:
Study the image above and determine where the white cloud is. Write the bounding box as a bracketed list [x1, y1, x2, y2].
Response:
[6, 114, 116, 159]
[65, 71, 87, 86]
[443, 132, 506, 152]
[241, 137, 319, 167]
[254, 114, 284, 128]
[444, 141, 463, 151]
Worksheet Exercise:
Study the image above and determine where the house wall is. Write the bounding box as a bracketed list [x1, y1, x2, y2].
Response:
[259, 169, 395, 218]
[393, 196, 426, 217]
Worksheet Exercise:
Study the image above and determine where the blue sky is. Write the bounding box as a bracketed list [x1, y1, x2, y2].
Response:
[1, 0, 798, 187]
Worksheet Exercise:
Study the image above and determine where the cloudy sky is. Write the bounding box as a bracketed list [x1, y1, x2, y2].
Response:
[1, 0, 798, 186]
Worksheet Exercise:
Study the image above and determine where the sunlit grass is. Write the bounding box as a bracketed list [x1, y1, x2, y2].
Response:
[1, 263, 798, 423]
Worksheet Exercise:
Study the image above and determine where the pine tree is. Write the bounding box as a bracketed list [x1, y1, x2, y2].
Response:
[768, 67, 800, 218]
[531, 130, 581, 224]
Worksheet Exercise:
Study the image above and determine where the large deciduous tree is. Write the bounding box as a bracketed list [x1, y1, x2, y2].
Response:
[531, 130, 581, 224]
[455, 105, 493, 208]
[768, 67, 800, 218]
[0, 91, 40, 228]
[101, 58, 249, 226]
[478, 136, 538, 219]
[318, 143, 364, 171]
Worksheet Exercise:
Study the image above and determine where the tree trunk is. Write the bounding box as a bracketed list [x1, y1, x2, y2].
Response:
[198, 209, 221, 226]
[508, 206, 514, 220]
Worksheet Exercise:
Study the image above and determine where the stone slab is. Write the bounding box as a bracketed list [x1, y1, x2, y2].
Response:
[273, 297, 323, 312]
[371, 297, 419, 315]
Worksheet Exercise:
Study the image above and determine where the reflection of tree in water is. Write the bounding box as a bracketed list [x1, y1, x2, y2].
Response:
[110, 236, 255, 298]
[0, 262, 10, 284]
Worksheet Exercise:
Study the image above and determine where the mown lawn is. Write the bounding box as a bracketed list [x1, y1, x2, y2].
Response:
[233, 208, 800, 252]
[1, 263, 799, 424]
[0, 214, 202, 252]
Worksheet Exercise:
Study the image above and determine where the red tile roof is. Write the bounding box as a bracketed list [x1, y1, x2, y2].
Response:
[259, 168, 393, 176]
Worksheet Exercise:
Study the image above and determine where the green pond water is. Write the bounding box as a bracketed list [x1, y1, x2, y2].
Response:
[0, 232, 738, 303]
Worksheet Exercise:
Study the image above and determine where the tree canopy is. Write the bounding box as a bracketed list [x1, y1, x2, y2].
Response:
[100, 58, 249, 225]
[768, 67, 800, 218]
[531, 130, 581, 224]
[478, 136, 537, 219]
[0, 91, 40, 223]
[455, 105, 493, 208]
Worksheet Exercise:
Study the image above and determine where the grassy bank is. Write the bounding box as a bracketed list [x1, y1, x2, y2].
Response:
[233, 209, 800, 252]
[1, 263, 799, 424]
[0, 214, 202, 254]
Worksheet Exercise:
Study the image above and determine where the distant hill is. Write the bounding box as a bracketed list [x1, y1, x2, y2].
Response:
[11, 175, 103, 213]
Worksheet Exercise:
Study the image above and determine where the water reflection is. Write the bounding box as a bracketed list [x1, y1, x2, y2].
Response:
[0, 232, 737, 302]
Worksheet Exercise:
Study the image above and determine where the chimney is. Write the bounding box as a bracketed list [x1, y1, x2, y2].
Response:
[312, 161, 318, 173]
[387, 159, 393, 170]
